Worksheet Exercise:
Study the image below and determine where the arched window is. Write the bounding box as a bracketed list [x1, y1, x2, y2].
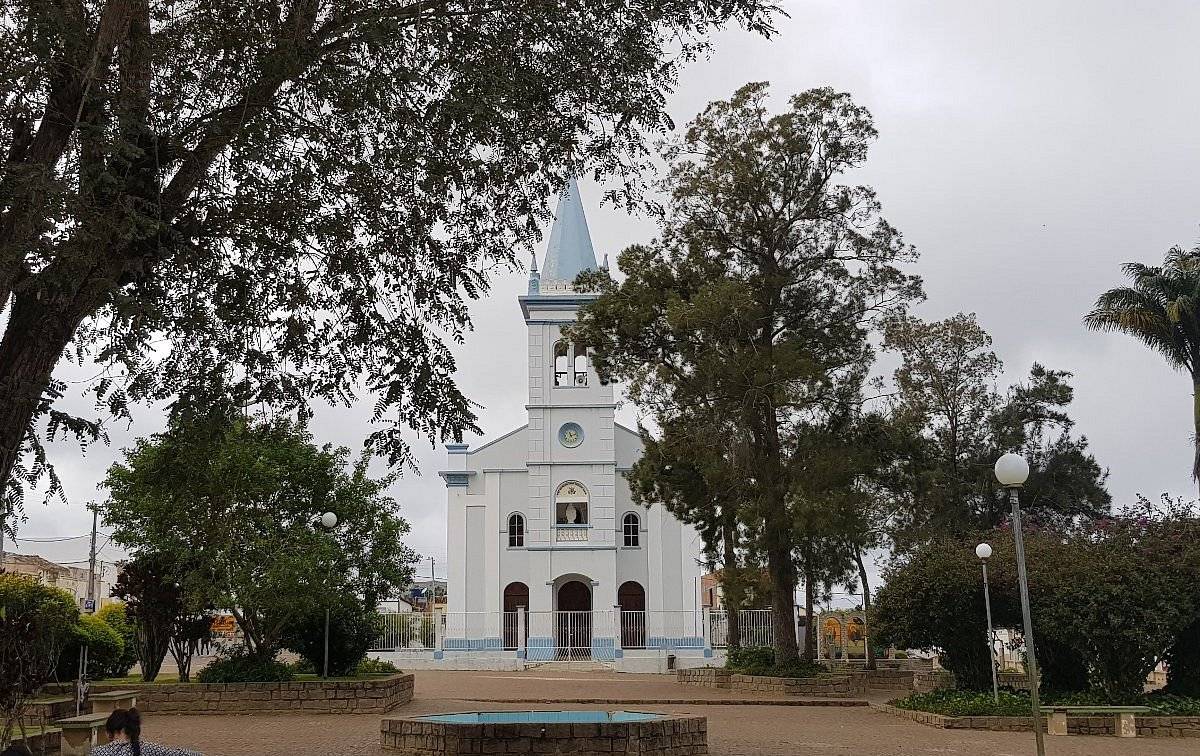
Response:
[553, 341, 569, 386]
[622, 512, 640, 547]
[507, 513, 525, 547]
[573, 342, 589, 386]
[554, 481, 589, 525]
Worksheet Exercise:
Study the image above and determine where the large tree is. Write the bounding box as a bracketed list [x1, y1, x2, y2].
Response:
[0, 0, 777, 528]
[1085, 244, 1200, 494]
[572, 82, 921, 662]
[625, 409, 754, 648]
[882, 313, 1110, 546]
[101, 408, 417, 655]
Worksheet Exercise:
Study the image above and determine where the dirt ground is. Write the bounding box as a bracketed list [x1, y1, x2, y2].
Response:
[137, 668, 1196, 755]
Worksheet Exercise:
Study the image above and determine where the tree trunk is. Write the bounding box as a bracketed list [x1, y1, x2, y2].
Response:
[169, 637, 194, 683]
[1193, 380, 1199, 498]
[0, 293, 88, 501]
[766, 540, 798, 663]
[853, 546, 876, 670]
[721, 523, 741, 650]
[802, 571, 816, 662]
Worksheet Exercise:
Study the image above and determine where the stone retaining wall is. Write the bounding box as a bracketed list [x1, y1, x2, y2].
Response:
[83, 673, 413, 714]
[874, 703, 1200, 737]
[22, 696, 74, 727]
[676, 668, 867, 697]
[381, 716, 708, 755]
[912, 670, 955, 693]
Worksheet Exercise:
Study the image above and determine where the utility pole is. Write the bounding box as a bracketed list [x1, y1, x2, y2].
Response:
[86, 505, 99, 612]
[428, 557, 436, 613]
[0, 503, 6, 573]
[78, 504, 98, 714]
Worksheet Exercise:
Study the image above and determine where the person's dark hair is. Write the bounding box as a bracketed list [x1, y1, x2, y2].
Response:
[105, 707, 143, 755]
[1, 743, 34, 756]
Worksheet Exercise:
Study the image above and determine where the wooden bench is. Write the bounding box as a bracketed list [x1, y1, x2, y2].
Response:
[55, 712, 111, 755]
[1046, 705, 1152, 738]
[89, 689, 138, 715]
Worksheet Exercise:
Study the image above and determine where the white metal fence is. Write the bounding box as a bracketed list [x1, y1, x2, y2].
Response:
[708, 609, 774, 648]
[373, 608, 778, 654]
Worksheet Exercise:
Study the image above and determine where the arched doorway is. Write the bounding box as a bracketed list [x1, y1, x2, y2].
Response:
[502, 582, 529, 650]
[617, 581, 646, 648]
[556, 580, 592, 659]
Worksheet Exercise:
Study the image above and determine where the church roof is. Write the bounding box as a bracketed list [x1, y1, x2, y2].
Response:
[540, 179, 598, 285]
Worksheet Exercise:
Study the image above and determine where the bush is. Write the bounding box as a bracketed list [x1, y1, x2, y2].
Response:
[725, 646, 826, 678]
[891, 688, 1200, 717]
[196, 649, 294, 683]
[56, 613, 124, 682]
[892, 689, 1032, 717]
[1165, 619, 1200, 696]
[726, 646, 774, 673]
[1, 575, 79, 742]
[95, 603, 138, 678]
[356, 657, 399, 675]
[282, 598, 379, 677]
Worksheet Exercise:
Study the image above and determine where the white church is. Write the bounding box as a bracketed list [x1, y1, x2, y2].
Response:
[439, 181, 706, 665]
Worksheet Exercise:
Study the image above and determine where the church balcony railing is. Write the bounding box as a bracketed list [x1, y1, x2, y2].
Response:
[554, 524, 589, 542]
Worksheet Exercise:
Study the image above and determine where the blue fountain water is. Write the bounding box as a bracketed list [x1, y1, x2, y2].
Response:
[416, 711, 664, 724]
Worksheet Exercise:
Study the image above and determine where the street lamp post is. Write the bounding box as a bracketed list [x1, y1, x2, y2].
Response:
[317, 511, 339, 679]
[975, 542, 999, 704]
[995, 453, 1045, 756]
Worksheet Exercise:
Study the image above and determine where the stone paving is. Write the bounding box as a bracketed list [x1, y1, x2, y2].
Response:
[136, 668, 1195, 755]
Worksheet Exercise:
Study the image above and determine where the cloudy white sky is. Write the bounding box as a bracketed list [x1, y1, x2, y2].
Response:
[11, 1, 1200, 608]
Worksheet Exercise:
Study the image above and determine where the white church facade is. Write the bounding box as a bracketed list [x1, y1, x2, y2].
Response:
[439, 181, 705, 664]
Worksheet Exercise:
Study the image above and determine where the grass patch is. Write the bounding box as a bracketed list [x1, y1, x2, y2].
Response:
[891, 689, 1200, 717]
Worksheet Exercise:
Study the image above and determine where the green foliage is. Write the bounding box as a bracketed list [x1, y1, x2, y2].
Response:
[726, 646, 775, 672]
[725, 646, 826, 678]
[0, 0, 778, 524]
[1165, 619, 1200, 696]
[0, 574, 79, 745]
[281, 598, 380, 678]
[56, 614, 125, 682]
[111, 554, 182, 682]
[196, 650, 294, 684]
[892, 689, 1034, 717]
[95, 603, 138, 678]
[881, 314, 1110, 545]
[572, 82, 921, 661]
[874, 536, 1003, 692]
[1086, 245, 1200, 487]
[893, 689, 1200, 717]
[876, 502, 1200, 698]
[356, 657, 400, 675]
[102, 413, 416, 656]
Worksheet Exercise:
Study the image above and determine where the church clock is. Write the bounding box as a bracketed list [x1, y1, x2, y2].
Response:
[558, 422, 584, 448]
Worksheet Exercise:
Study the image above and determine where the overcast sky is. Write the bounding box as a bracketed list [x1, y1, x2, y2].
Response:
[12, 1, 1200, 608]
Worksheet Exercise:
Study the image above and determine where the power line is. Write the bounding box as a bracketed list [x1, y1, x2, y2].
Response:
[12, 533, 112, 543]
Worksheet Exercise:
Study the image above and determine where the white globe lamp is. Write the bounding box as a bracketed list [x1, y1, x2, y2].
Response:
[320, 511, 338, 530]
[994, 453, 1029, 488]
[975, 543, 992, 561]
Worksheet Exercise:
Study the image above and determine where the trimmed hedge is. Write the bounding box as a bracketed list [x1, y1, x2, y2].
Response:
[196, 650, 293, 683]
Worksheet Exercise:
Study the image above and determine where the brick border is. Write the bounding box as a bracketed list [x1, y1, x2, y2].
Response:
[676, 668, 867, 698]
[381, 713, 708, 755]
[873, 703, 1200, 738]
[80, 673, 414, 714]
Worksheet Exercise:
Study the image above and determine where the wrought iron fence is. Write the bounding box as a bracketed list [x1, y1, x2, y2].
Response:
[707, 609, 774, 648]
[372, 608, 778, 654]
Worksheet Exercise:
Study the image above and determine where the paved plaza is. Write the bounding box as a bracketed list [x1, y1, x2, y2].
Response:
[140, 669, 1195, 755]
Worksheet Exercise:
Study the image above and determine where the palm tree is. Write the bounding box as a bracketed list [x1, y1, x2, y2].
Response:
[1085, 244, 1200, 493]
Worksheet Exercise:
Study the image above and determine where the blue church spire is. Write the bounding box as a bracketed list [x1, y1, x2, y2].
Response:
[540, 179, 597, 289]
